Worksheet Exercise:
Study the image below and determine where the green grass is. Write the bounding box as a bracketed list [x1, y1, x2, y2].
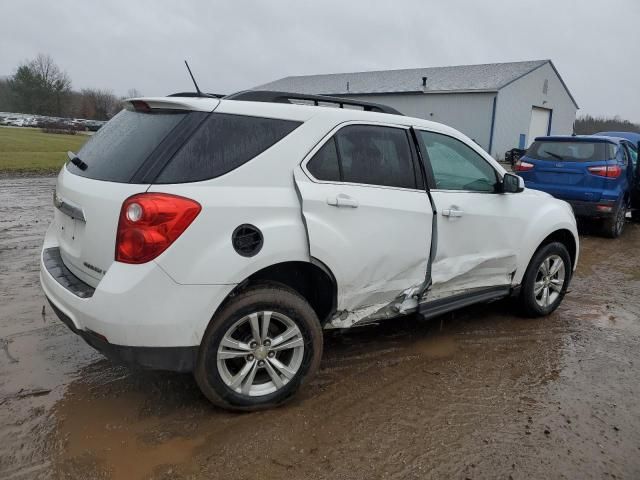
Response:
[0, 126, 89, 173]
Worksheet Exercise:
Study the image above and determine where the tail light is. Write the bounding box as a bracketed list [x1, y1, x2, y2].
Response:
[116, 193, 201, 264]
[514, 161, 534, 172]
[588, 165, 622, 178]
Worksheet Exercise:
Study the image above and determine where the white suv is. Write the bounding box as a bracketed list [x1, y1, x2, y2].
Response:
[40, 91, 578, 410]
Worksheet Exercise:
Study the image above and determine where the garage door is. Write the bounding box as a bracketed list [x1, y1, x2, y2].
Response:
[527, 107, 551, 147]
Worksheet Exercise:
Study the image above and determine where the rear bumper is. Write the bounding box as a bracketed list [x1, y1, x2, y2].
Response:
[46, 297, 197, 372]
[565, 199, 617, 219]
[40, 225, 236, 371]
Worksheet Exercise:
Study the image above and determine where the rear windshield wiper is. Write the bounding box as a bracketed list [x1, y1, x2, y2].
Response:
[543, 150, 564, 161]
[67, 151, 88, 171]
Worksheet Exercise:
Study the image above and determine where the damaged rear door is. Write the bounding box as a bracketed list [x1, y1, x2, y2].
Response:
[416, 129, 524, 295]
[294, 123, 432, 319]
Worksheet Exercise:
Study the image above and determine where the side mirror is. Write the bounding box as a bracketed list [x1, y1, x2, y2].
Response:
[501, 173, 525, 193]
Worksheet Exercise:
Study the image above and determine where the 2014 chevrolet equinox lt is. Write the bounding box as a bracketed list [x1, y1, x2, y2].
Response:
[40, 91, 579, 410]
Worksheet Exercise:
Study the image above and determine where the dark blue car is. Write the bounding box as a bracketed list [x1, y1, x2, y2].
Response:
[515, 135, 639, 237]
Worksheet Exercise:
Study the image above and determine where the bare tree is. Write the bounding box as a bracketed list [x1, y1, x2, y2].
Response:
[126, 88, 142, 98]
[8, 53, 71, 116]
[79, 88, 120, 120]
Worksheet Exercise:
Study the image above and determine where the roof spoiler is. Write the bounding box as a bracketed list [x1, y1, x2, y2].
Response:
[168, 92, 226, 98]
[223, 90, 404, 116]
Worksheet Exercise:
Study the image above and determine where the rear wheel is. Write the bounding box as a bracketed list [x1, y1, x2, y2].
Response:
[602, 200, 627, 238]
[519, 242, 571, 317]
[195, 284, 323, 411]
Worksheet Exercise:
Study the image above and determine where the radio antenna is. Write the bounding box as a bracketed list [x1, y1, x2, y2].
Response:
[184, 60, 203, 96]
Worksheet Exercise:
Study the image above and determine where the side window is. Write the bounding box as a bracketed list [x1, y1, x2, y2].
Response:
[417, 131, 497, 192]
[627, 144, 638, 168]
[334, 125, 417, 189]
[307, 138, 341, 181]
[156, 113, 301, 183]
[621, 145, 630, 166]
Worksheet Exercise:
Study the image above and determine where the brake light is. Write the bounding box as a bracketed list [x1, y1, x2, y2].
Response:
[116, 193, 201, 264]
[588, 165, 622, 178]
[514, 161, 534, 172]
[130, 100, 151, 113]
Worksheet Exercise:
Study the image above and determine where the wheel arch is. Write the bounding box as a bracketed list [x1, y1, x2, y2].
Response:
[513, 216, 579, 287]
[216, 260, 338, 327]
[538, 228, 577, 269]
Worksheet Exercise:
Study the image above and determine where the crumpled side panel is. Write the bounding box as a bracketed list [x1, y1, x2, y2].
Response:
[325, 251, 517, 329]
[431, 250, 517, 287]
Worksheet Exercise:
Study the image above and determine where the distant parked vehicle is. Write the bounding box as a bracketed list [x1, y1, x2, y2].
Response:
[84, 120, 104, 132]
[505, 148, 526, 168]
[515, 135, 639, 237]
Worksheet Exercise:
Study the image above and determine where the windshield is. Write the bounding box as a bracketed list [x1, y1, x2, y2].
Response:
[526, 141, 617, 162]
[67, 109, 186, 182]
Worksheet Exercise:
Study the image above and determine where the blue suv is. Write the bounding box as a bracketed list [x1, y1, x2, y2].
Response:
[515, 135, 639, 237]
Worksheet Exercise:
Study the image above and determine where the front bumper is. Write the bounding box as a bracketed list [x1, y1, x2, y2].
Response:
[40, 226, 235, 371]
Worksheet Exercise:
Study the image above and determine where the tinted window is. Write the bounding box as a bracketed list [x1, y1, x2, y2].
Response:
[527, 141, 617, 162]
[334, 125, 416, 189]
[307, 138, 341, 181]
[68, 109, 186, 182]
[418, 131, 497, 192]
[625, 143, 638, 168]
[157, 113, 301, 183]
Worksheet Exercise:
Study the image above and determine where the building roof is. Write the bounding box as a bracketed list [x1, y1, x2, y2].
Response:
[254, 60, 578, 107]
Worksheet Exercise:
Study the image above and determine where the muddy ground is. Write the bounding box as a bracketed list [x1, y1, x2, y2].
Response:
[1, 176, 639, 480]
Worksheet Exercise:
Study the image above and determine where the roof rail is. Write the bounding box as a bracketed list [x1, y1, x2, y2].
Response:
[224, 90, 404, 115]
[167, 92, 226, 98]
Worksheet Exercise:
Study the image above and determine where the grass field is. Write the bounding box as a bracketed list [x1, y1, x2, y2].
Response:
[0, 126, 89, 173]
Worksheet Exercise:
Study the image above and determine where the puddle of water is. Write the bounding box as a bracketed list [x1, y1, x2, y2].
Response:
[410, 333, 458, 358]
[55, 390, 206, 479]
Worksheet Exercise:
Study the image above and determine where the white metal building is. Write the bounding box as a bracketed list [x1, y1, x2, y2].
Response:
[254, 60, 578, 159]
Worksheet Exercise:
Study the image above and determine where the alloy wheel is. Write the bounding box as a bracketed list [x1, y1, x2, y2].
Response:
[533, 254, 566, 308]
[216, 311, 305, 396]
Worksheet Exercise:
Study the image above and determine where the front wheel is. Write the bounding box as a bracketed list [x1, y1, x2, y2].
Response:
[195, 284, 323, 411]
[519, 242, 572, 317]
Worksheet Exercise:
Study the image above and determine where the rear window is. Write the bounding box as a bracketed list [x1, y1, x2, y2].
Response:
[527, 141, 617, 162]
[67, 109, 186, 182]
[155, 113, 301, 183]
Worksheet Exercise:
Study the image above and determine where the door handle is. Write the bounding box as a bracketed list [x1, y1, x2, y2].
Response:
[442, 207, 463, 217]
[327, 194, 359, 208]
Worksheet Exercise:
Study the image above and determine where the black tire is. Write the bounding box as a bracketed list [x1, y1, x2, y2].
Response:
[195, 283, 323, 411]
[602, 200, 626, 238]
[519, 242, 572, 317]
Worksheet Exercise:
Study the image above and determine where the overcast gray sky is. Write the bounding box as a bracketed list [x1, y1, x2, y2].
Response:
[2, 0, 639, 121]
